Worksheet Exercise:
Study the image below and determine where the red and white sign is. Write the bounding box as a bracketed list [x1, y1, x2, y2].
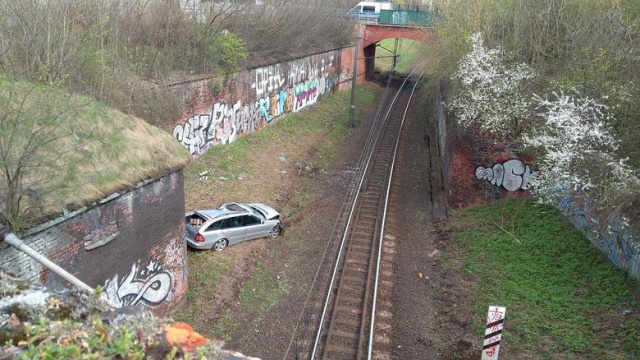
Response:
[482, 306, 506, 360]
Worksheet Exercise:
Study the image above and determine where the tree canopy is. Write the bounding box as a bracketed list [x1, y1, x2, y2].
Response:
[428, 0, 640, 219]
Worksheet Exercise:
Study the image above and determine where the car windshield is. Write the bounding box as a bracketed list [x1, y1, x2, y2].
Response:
[248, 205, 267, 220]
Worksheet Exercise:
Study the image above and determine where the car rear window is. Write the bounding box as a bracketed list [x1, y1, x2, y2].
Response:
[186, 213, 208, 228]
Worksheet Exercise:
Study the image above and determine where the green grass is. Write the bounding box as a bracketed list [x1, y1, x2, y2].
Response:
[375, 39, 423, 73]
[237, 264, 291, 308]
[210, 263, 291, 341]
[451, 197, 640, 359]
[173, 253, 231, 327]
[183, 85, 375, 212]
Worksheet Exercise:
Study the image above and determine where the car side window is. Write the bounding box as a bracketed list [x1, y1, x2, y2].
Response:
[222, 216, 243, 229]
[205, 220, 223, 232]
[243, 215, 261, 226]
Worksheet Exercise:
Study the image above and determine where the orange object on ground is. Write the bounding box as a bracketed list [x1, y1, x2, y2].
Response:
[164, 322, 208, 350]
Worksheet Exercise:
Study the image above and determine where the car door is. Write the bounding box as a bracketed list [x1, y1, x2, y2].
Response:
[220, 215, 247, 245]
[242, 214, 266, 240]
[201, 219, 224, 246]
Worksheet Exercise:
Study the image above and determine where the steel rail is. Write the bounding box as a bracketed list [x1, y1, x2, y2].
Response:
[367, 73, 423, 359]
[310, 73, 419, 359]
[285, 76, 397, 360]
[308, 77, 401, 360]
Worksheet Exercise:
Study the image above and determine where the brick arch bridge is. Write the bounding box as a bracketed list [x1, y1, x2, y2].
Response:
[360, 24, 436, 79]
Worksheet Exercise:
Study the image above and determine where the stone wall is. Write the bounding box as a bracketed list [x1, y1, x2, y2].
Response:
[0, 171, 188, 315]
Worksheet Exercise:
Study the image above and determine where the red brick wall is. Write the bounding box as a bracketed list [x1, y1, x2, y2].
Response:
[362, 24, 434, 48]
[169, 47, 357, 156]
[0, 171, 187, 315]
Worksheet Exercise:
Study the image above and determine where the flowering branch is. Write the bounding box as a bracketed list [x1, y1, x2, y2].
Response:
[448, 33, 536, 139]
[523, 91, 638, 203]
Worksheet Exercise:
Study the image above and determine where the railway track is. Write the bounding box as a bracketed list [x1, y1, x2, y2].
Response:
[285, 73, 421, 360]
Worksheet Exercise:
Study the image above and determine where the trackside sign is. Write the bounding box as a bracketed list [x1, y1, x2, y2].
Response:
[482, 306, 506, 360]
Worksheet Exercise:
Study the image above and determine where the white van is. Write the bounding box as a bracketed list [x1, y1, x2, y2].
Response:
[347, 1, 393, 23]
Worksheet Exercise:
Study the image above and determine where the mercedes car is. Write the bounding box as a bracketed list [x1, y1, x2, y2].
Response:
[184, 202, 282, 251]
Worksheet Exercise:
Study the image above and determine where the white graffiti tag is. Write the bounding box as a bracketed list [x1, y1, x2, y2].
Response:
[102, 261, 172, 308]
[253, 65, 286, 98]
[174, 52, 339, 156]
[476, 159, 533, 192]
[172, 114, 211, 155]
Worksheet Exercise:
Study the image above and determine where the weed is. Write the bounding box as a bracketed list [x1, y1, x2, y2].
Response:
[417, 210, 429, 222]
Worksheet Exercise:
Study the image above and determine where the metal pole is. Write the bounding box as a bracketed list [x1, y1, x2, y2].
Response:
[349, 23, 362, 128]
[0, 226, 94, 294]
[392, 38, 399, 74]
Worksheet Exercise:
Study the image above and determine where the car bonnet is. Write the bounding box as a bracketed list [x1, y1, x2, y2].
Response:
[247, 203, 280, 220]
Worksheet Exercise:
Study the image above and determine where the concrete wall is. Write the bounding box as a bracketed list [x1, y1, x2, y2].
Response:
[169, 47, 358, 156]
[0, 171, 188, 315]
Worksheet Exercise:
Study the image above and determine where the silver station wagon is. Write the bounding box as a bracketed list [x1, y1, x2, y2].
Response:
[184, 202, 282, 251]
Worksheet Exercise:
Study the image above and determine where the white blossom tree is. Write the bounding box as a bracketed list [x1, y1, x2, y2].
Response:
[448, 33, 536, 139]
[523, 91, 639, 203]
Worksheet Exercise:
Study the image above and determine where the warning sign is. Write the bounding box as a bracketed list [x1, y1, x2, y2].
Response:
[482, 306, 506, 360]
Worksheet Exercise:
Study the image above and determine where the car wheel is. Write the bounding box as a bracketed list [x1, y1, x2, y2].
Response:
[212, 239, 228, 251]
[268, 225, 281, 237]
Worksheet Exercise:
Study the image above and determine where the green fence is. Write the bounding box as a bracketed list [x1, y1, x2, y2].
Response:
[378, 10, 438, 27]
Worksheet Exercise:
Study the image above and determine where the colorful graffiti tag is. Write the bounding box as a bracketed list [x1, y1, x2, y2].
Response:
[475, 159, 533, 192]
[173, 54, 340, 156]
[102, 260, 173, 308]
[558, 192, 640, 279]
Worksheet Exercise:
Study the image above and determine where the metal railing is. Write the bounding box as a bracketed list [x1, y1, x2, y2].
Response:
[378, 9, 439, 27]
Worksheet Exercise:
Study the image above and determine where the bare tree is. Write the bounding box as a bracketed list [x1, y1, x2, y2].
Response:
[0, 75, 82, 231]
[225, 0, 354, 66]
[0, 0, 355, 134]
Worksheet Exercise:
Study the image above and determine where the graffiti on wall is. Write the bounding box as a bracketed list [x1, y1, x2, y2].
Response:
[173, 100, 259, 155]
[558, 192, 639, 278]
[174, 54, 340, 156]
[102, 260, 173, 308]
[475, 159, 533, 192]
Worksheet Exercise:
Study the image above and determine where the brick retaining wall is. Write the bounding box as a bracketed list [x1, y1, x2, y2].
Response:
[0, 171, 187, 315]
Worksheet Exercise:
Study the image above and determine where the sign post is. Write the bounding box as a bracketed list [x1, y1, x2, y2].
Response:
[348, 23, 362, 128]
[482, 306, 506, 360]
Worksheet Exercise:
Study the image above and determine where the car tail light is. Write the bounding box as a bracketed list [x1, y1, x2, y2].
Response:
[195, 233, 205, 243]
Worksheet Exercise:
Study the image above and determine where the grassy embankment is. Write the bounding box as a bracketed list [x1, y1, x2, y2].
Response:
[0, 77, 189, 230]
[449, 198, 640, 359]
